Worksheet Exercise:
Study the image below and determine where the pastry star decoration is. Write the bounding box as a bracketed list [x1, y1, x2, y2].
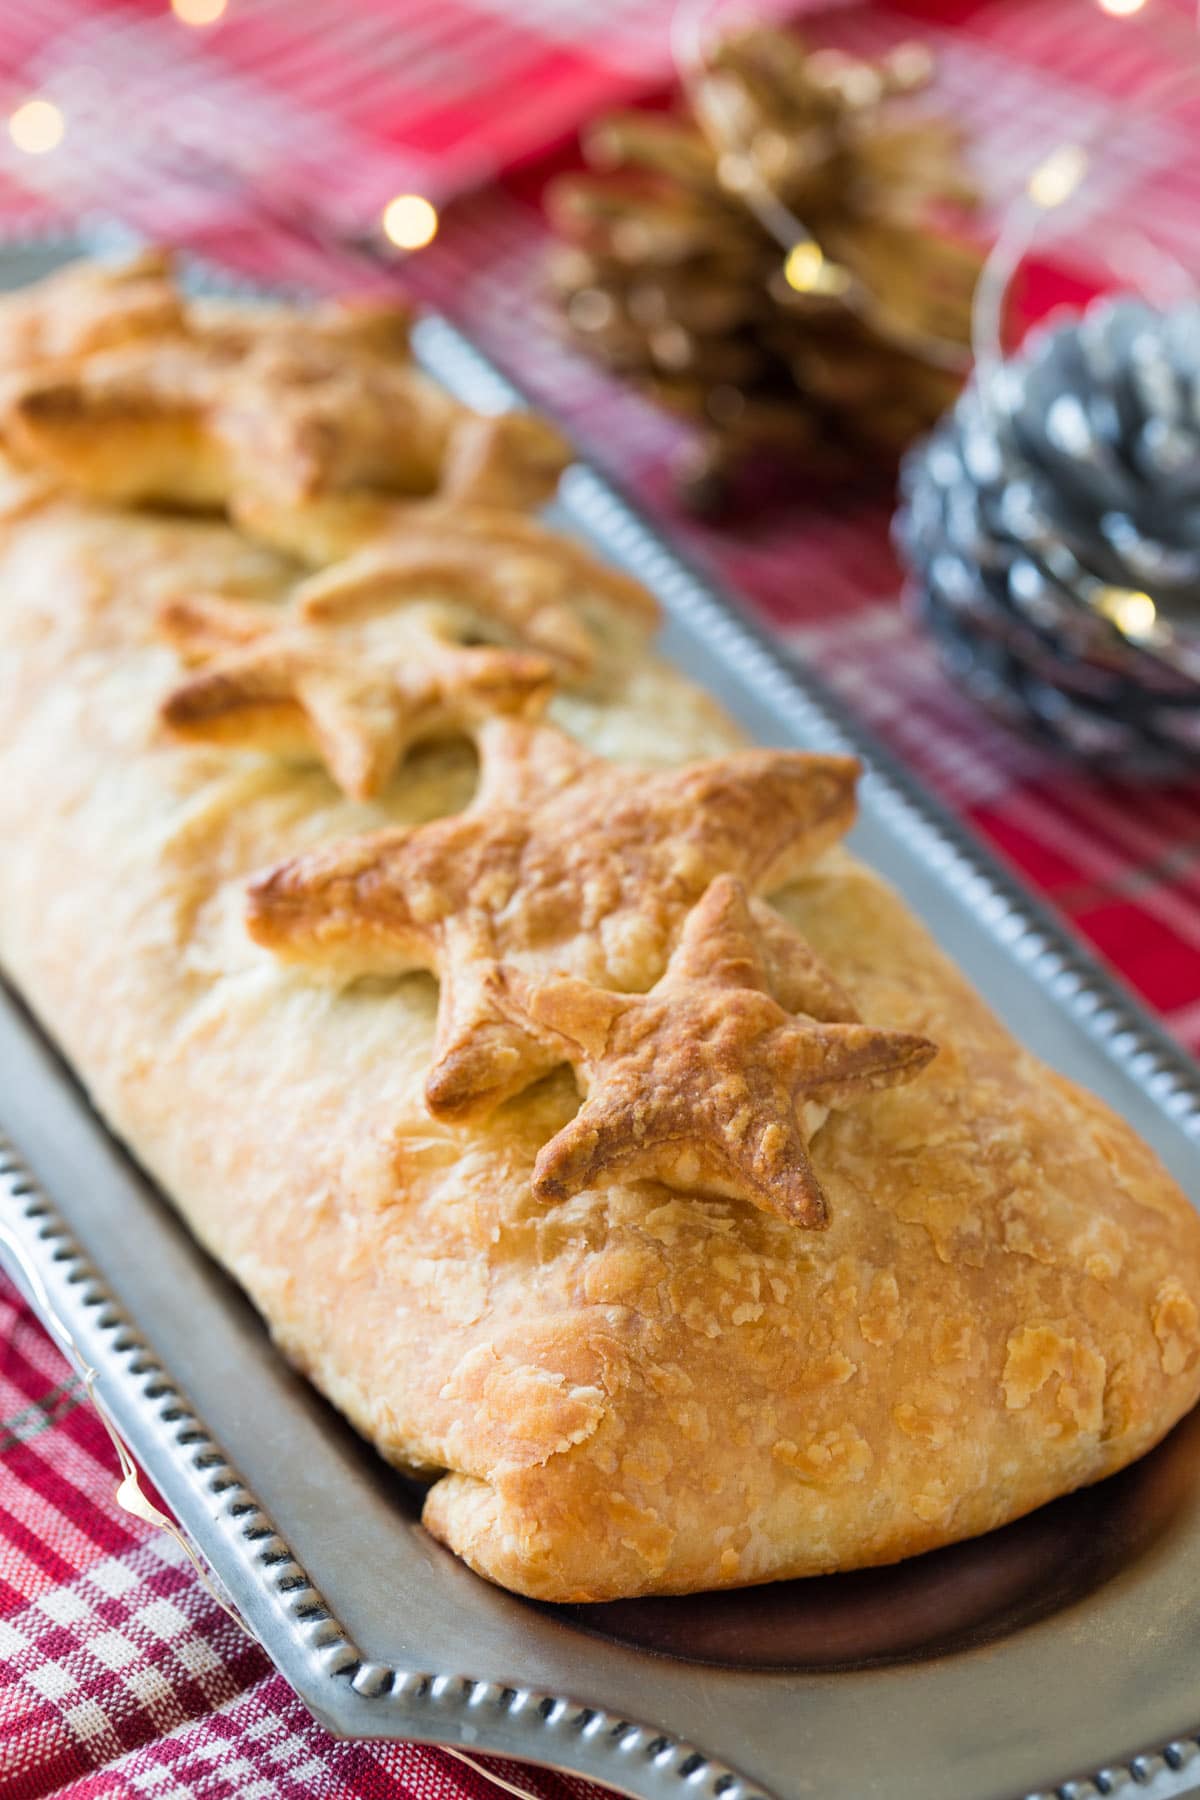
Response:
[0, 247, 184, 373]
[158, 579, 535, 805]
[1, 254, 568, 528]
[511, 874, 937, 1227]
[158, 519, 659, 800]
[246, 718, 862, 1122]
[291, 510, 658, 675]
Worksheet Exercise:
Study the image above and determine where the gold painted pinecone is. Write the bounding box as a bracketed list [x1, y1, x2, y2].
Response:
[548, 26, 983, 513]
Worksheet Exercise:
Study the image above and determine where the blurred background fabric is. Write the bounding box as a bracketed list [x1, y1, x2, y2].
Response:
[3, 3, 1200, 1798]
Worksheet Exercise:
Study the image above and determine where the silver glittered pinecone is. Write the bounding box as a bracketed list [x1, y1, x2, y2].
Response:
[896, 294, 1200, 774]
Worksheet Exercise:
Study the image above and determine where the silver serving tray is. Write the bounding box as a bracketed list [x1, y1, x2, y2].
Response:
[3, 237, 1200, 1800]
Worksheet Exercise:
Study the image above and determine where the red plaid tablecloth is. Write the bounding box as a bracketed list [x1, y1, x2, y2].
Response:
[3, 1, 1200, 1796]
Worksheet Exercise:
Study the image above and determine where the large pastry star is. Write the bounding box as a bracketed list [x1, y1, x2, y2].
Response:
[246, 718, 861, 1120]
[1, 255, 567, 532]
[517, 875, 937, 1226]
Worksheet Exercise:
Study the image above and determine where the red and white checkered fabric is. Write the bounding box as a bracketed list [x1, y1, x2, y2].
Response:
[3, 1, 1200, 1795]
[0, 1281, 596, 1800]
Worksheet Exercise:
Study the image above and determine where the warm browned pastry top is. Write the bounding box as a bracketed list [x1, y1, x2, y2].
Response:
[0, 247, 186, 367]
[246, 717, 866, 1127]
[512, 874, 936, 1225]
[155, 502, 665, 799]
[0, 251, 569, 556]
[158, 588, 553, 804]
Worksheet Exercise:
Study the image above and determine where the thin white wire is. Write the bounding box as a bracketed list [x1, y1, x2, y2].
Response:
[443, 1747, 572, 1800]
[970, 2, 1200, 380]
[0, 1218, 619, 1797]
[0, 1217, 254, 1637]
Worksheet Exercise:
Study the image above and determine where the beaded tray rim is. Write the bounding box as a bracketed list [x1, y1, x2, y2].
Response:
[0, 232, 1198, 1800]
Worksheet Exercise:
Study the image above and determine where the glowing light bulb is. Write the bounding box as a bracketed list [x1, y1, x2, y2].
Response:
[171, 0, 229, 24]
[1095, 586, 1158, 639]
[1027, 144, 1089, 211]
[783, 241, 851, 297]
[381, 194, 439, 252]
[1096, 0, 1146, 15]
[8, 99, 65, 156]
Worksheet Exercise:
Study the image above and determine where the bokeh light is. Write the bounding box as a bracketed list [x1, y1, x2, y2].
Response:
[381, 193, 440, 251]
[783, 241, 851, 297]
[1027, 144, 1088, 210]
[171, 0, 229, 26]
[8, 99, 65, 155]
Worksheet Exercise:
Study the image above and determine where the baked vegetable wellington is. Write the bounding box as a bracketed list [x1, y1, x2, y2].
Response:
[1, 254, 1199, 1603]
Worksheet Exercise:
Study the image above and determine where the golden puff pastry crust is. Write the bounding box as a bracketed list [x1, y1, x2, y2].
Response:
[0, 251, 568, 539]
[0, 261, 1199, 1607]
[154, 510, 665, 802]
[511, 874, 936, 1227]
[244, 719, 863, 1123]
[0, 247, 187, 369]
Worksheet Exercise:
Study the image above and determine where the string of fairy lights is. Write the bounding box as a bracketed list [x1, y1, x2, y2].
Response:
[1, 0, 1180, 268]
[967, 0, 1199, 646]
[4, 0, 442, 252]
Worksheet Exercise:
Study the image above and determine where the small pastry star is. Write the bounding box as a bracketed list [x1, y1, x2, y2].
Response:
[158, 587, 554, 803]
[517, 875, 938, 1227]
[246, 718, 862, 1121]
[158, 512, 662, 797]
[292, 510, 659, 677]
